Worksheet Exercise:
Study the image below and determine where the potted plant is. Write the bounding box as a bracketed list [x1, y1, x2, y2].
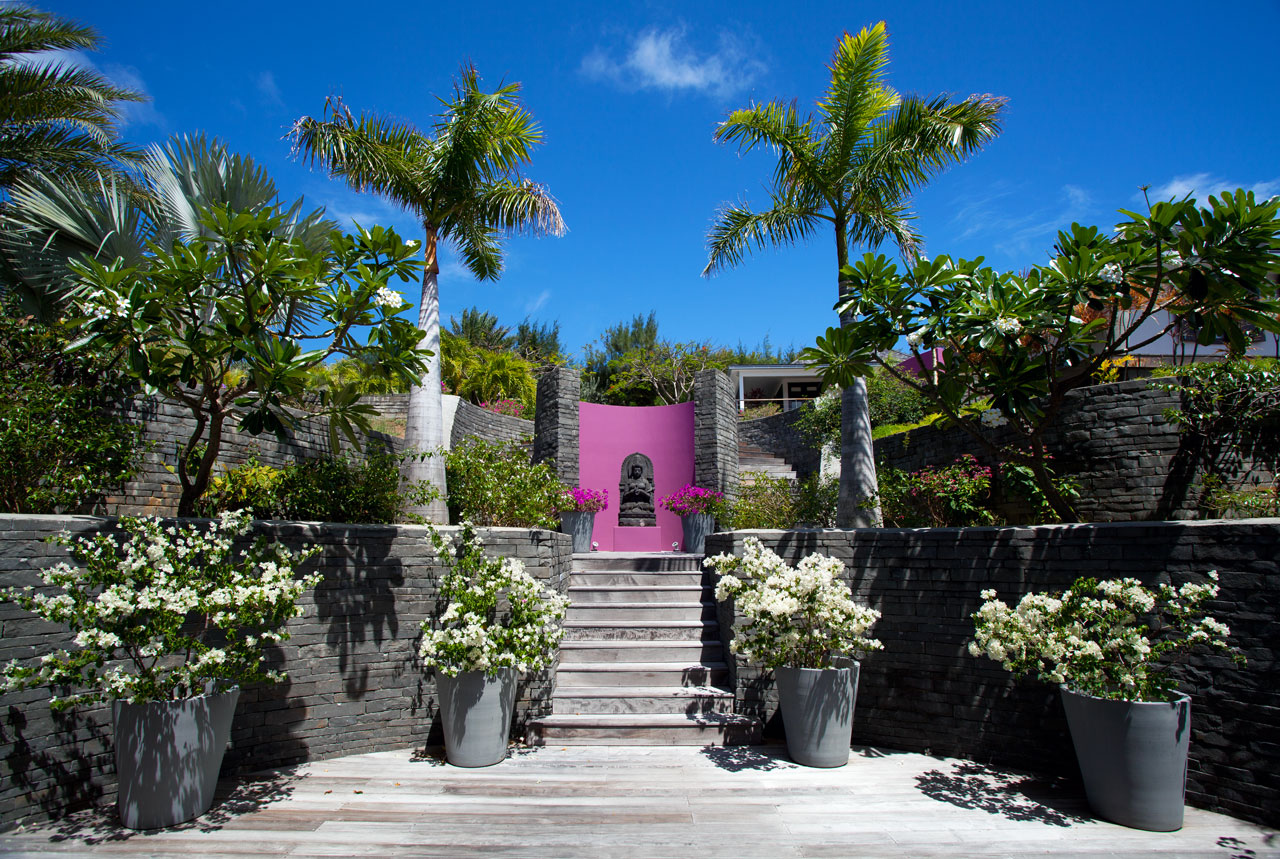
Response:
[0, 511, 321, 829]
[419, 522, 569, 767]
[659, 484, 725, 554]
[970, 573, 1241, 831]
[556, 487, 607, 553]
[706, 537, 882, 767]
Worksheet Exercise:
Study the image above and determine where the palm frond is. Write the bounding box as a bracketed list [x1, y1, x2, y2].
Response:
[468, 179, 565, 238]
[819, 24, 899, 169]
[451, 218, 504, 281]
[703, 200, 824, 276]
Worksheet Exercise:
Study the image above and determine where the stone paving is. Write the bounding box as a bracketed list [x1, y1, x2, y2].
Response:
[1, 745, 1275, 858]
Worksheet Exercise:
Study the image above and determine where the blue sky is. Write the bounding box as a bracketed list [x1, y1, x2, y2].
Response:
[44, 0, 1280, 360]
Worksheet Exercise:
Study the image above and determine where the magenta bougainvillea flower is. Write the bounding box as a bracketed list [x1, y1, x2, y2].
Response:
[558, 487, 608, 513]
[659, 484, 724, 516]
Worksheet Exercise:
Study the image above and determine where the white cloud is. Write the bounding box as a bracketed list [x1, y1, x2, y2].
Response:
[524, 289, 551, 315]
[949, 182, 1095, 260]
[582, 26, 765, 98]
[1146, 173, 1280, 205]
[257, 71, 284, 108]
[20, 49, 164, 128]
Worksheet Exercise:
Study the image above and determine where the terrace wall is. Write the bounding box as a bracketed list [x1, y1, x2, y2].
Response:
[450, 400, 533, 449]
[0, 516, 571, 831]
[738, 408, 821, 480]
[706, 520, 1280, 827]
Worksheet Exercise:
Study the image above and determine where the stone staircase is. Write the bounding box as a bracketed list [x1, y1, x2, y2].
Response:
[738, 440, 797, 486]
[527, 553, 759, 746]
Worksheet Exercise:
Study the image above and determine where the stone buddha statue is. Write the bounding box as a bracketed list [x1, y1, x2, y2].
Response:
[618, 453, 656, 527]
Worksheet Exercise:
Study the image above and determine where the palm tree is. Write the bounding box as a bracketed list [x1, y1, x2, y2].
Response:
[0, 5, 144, 190]
[449, 306, 514, 351]
[290, 66, 565, 522]
[1, 134, 333, 319]
[703, 22, 1005, 525]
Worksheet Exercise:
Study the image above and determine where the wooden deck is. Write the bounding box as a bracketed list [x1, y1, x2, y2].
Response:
[1, 745, 1275, 858]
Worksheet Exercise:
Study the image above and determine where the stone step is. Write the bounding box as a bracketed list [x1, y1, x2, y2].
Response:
[571, 553, 703, 572]
[562, 619, 720, 641]
[570, 570, 706, 588]
[527, 713, 761, 746]
[567, 585, 706, 604]
[551, 685, 735, 715]
[566, 602, 716, 622]
[559, 639, 723, 663]
[556, 661, 729, 688]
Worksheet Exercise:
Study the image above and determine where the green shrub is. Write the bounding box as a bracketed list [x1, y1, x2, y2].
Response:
[443, 438, 561, 528]
[724, 474, 797, 529]
[795, 366, 930, 449]
[0, 306, 143, 513]
[795, 474, 838, 527]
[198, 449, 435, 523]
[877, 456, 996, 528]
[1199, 474, 1280, 519]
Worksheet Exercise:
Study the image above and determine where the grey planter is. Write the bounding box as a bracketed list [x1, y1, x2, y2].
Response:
[1060, 687, 1191, 831]
[776, 662, 859, 768]
[681, 512, 715, 554]
[436, 668, 517, 767]
[112, 686, 240, 830]
[559, 511, 595, 553]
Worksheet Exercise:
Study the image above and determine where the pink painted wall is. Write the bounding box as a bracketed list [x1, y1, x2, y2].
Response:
[899, 347, 944, 377]
[578, 401, 695, 551]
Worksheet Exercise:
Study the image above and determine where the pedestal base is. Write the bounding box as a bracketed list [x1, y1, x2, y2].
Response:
[612, 526, 667, 551]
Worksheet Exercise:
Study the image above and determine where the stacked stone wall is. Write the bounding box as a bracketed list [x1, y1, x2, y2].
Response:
[0, 515, 570, 831]
[694, 370, 740, 501]
[104, 398, 400, 517]
[706, 521, 1280, 827]
[449, 400, 534, 449]
[532, 368, 581, 484]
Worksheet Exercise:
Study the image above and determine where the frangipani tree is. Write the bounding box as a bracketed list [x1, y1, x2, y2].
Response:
[802, 190, 1280, 520]
[703, 22, 1004, 525]
[68, 207, 430, 516]
[290, 67, 565, 522]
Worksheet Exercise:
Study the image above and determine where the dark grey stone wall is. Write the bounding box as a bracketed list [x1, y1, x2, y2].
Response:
[105, 398, 400, 517]
[360, 394, 409, 422]
[739, 408, 821, 479]
[450, 400, 534, 449]
[694, 369, 739, 501]
[0, 515, 571, 831]
[532, 367, 581, 485]
[874, 379, 1279, 522]
[706, 521, 1280, 827]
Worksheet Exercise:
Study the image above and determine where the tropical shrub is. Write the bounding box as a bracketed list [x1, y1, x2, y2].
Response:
[1198, 474, 1280, 519]
[1152, 359, 1280, 438]
[706, 537, 882, 670]
[418, 522, 568, 676]
[443, 438, 561, 528]
[0, 305, 143, 513]
[970, 573, 1241, 701]
[877, 456, 996, 528]
[0, 511, 321, 708]
[739, 403, 781, 421]
[659, 484, 725, 517]
[198, 451, 437, 524]
[481, 399, 526, 418]
[795, 475, 839, 527]
[723, 475, 797, 529]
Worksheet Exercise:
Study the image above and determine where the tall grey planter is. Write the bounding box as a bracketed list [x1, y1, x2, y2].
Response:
[776, 662, 859, 768]
[1060, 687, 1191, 831]
[559, 511, 595, 553]
[112, 686, 240, 830]
[681, 512, 715, 554]
[437, 668, 517, 767]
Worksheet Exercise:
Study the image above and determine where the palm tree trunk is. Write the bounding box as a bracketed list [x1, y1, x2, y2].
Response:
[833, 228, 881, 528]
[402, 229, 450, 523]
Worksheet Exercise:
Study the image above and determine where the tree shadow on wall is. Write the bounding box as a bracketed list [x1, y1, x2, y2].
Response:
[0, 704, 109, 824]
[914, 760, 1092, 827]
[313, 525, 404, 699]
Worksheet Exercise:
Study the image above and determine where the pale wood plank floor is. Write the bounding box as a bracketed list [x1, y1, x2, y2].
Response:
[1, 745, 1275, 858]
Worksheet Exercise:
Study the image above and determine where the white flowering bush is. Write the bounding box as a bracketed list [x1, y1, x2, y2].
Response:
[706, 537, 882, 670]
[1, 511, 321, 709]
[969, 573, 1242, 701]
[419, 522, 569, 677]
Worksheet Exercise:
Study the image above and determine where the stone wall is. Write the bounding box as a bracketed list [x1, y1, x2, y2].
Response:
[873, 379, 1279, 522]
[0, 515, 571, 831]
[706, 521, 1280, 827]
[359, 394, 409, 423]
[738, 408, 821, 479]
[450, 400, 533, 449]
[104, 398, 401, 517]
[694, 369, 740, 501]
[532, 367, 581, 484]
